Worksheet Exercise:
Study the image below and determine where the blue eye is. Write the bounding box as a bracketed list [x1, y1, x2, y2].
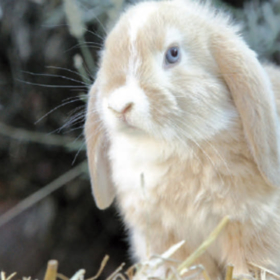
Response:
[165, 46, 180, 65]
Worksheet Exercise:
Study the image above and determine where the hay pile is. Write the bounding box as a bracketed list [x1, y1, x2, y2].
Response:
[2, 217, 280, 280]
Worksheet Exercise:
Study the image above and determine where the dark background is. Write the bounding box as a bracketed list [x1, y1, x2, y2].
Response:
[0, 0, 279, 279]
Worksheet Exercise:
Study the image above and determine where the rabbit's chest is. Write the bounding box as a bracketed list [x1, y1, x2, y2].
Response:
[109, 136, 227, 232]
[109, 136, 171, 195]
[109, 135, 276, 237]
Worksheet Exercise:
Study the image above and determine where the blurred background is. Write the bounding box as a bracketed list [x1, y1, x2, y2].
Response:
[0, 0, 279, 279]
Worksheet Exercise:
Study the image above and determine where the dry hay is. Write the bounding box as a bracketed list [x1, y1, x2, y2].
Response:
[2, 217, 280, 280]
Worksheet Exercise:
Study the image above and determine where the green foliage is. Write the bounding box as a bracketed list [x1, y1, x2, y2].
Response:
[209, 0, 280, 60]
[240, 0, 280, 60]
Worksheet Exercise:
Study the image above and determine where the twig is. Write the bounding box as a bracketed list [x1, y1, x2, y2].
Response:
[178, 216, 230, 275]
[0, 122, 83, 150]
[5, 273, 17, 280]
[140, 173, 151, 259]
[0, 273, 17, 280]
[202, 267, 211, 280]
[179, 265, 204, 280]
[86, 255, 110, 280]
[225, 265, 234, 280]
[125, 264, 137, 280]
[57, 274, 69, 280]
[44, 260, 58, 280]
[0, 161, 87, 228]
[166, 266, 182, 280]
[248, 263, 280, 280]
[70, 270, 86, 280]
[112, 273, 126, 280]
[161, 240, 186, 261]
[106, 263, 126, 280]
[261, 270, 266, 280]
[150, 255, 180, 264]
[253, 266, 259, 280]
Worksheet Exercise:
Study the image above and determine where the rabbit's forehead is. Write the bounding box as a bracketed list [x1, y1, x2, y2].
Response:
[127, 2, 158, 42]
[101, 2, 185, 92]
[126, 3, 159, 77]
[125, 5, 183, 70]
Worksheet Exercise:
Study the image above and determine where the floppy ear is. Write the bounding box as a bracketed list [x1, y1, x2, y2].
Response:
[84, 83, 116, 209]
[212, 30, 280, 187]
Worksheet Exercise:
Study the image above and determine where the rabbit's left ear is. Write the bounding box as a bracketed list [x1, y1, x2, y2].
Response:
[212, 30, 280, 187]
[85, 83, 116, 209]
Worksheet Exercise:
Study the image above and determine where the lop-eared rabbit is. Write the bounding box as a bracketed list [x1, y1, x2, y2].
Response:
[85, 0, 280, 278]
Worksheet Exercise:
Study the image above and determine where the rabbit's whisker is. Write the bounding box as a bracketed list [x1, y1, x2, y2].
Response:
[21, 70, 89, 86]
[45, 66, 92, 83]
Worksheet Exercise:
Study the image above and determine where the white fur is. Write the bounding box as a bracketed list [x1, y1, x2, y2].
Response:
[128, 2, 157, 42]
[128, 3, 157, 76]
[110, 135, 172, 194]
[164, 27, 183, 48]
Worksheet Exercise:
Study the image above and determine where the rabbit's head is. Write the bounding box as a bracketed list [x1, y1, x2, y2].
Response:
[85, 0, 280, 209]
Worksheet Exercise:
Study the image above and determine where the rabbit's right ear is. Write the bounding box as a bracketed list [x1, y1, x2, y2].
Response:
[85, 83, 115, 209]
[212, 30, 280, 188]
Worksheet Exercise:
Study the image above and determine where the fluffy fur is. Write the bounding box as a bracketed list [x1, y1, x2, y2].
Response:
[84, 0, 280, 279]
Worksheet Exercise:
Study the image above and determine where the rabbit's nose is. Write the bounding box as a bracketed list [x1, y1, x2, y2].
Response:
[108, 101, 134, 116]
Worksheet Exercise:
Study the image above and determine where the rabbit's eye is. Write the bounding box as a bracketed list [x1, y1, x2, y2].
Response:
[165, 46, 180, 65]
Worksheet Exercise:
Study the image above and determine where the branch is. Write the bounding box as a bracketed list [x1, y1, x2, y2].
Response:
[0, 161, 88, 228]
[178, 216, 230, 275]
[0, 122, 84, 150]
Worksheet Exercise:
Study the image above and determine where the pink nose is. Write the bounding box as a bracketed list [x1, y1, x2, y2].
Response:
[108, 102, 133, 116]
[121, 103, 133, 114]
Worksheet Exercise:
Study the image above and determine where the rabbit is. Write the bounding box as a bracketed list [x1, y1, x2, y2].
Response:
[84, 0, 280, 279]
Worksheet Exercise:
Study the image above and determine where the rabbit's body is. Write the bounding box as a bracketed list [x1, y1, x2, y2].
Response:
[111, 110, 280, 278]
[85, 0, 280, 278]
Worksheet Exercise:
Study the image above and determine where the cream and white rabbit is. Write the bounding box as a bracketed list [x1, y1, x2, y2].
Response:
[84, 0, 280, 279]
